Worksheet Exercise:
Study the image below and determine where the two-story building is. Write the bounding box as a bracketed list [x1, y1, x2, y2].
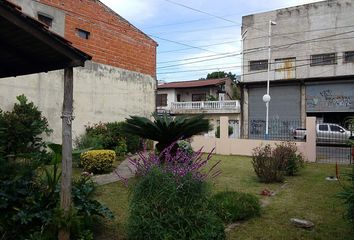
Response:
[241, 0, 354, 137]
[157, 78, 241, 138]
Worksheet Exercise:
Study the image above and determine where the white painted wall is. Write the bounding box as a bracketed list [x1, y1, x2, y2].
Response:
[0, 61, 156, 143]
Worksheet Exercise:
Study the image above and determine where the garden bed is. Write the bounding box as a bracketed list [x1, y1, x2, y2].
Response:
[94, 155, 354, 240]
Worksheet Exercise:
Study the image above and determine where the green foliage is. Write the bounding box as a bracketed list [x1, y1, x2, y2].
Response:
[177, 140, 194, 156]
[252, 144, 285, 183]
[80, 150, 116, 174]
[206, 95, 218, 101]
[123, 114, 211, 153]
[273, 142, 304, 176]
[127, 167, 225, 240]
[338, 166, 354, 229]
[75, 121, 141, 154]
[215, 125, 233, 138]
[209, 191, 261, 223]
[0, 143, 113, 239]
[0, 94, 52, 157]
[252, 142, 305, 183]
[232, 84, 241, 100]
[204, 71, 236, 81]
[115, 138, 128, 156]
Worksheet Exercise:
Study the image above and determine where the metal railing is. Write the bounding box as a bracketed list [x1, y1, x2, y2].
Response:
[171, 100, 240, 111]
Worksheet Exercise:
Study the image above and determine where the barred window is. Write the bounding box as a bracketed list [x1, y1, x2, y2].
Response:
[310, 53, 336, 66]
[249, 60, 268, 71]
[156, 94, 167, 107]
[344, 51, 354, 63]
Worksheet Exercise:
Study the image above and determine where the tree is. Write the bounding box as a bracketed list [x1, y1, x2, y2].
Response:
[202, 71, 241, 100]
[202, 71, 236, 81]
[122, 114, 211, 153]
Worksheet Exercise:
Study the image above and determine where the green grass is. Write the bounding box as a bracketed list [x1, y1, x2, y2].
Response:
[94, 155, 354, 240]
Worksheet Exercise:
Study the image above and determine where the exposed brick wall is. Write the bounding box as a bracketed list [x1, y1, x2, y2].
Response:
[39, 0, 157, 77]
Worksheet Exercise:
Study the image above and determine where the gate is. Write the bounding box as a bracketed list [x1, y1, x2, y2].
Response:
[316, 123, 353, 164]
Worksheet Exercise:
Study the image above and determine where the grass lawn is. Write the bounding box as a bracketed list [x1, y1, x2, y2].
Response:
[94, 155, 354, 240]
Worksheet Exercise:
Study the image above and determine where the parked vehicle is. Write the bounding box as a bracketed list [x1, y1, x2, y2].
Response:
[293, 123, 354, 143]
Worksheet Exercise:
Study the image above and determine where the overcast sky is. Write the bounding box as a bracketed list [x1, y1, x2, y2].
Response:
[100, 0, 322, 82]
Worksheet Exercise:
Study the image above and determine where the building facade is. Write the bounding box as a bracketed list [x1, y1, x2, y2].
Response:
[157, 78, 241, 138]
[241, 0, 354, 136]
[0, 0, 157, 142]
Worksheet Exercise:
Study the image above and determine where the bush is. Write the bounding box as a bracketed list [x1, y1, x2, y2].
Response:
[177, 140, 193, 156]
[75, 121, 142, 155]
[0, 94, 52, 158]
[252, 144, 285, 183]
[80, 150, 115, 174]
[209, 191, 261, 223]
[128, 168, 225, 240]
[338, 166, 354, 229]
[273, 142, 304, 176]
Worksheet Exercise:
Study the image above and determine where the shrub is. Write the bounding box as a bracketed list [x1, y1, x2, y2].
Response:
[209, 191, 261, 223]
[252, 144, 285, 183]
[177, 140, 193, 156]
[338, 166, 354, 229]
[75, 121, 142, 154]
[128, 168, 225, 240]
[80, 150, 115, 174]
[0, 94, 52, 158]
[273, 142, 304, 176]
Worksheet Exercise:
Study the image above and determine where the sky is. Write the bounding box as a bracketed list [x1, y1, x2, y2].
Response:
[100, 0, 322, 82]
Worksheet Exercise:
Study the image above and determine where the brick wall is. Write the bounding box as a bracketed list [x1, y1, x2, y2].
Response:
[39, 0, 157, 77]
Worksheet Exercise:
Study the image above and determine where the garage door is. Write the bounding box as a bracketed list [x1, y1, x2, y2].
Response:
[247, 85, 301, 139]
[248, 85, 301, 121]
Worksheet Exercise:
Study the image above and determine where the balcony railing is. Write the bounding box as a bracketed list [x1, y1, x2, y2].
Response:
[170, 100, 240, 113]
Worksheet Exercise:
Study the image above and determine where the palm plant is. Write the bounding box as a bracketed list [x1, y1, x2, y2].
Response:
[122, 114, 211, 153]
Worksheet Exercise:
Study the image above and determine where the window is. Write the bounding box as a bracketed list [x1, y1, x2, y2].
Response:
[330, 125, 343, 132]
[192, 94, 206, 102]
[249, 60, 268, 71]
[76, 28, 90, 40]
[177, 94, 181, 102]
[156, 94, 167, 107]
[38, 13, 53, 27]
[275, 58, 296, 71]
[318, 124, 328, 131]
[344, 51, 354, 63]
[310, 53, 336, 66]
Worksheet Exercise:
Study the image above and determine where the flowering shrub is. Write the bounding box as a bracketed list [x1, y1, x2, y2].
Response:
[126, 143, 225, 240]
[128, 142, 221, 181]
[80, 150, 115, 174]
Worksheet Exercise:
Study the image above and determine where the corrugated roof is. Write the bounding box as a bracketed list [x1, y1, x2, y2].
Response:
[158, 78, 229, 89]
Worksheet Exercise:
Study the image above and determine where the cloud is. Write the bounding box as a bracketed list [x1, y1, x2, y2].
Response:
[100, 0, 159, 23]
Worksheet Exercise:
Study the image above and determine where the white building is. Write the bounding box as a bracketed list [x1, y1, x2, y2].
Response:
[157, 78, 241, 138]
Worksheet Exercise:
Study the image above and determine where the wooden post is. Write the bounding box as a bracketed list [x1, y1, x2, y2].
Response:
[58, 67, 74, 240]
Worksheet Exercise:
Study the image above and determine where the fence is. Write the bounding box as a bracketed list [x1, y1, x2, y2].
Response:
[242, 119, 304, 141]
[191, 116, 317, 162]
[315, 122, 353, 164]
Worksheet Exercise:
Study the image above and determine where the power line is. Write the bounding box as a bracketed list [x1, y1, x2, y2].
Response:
[157, 51, 240, 64]
[158, 40, 239, 54]
[149, 34, 220, 54]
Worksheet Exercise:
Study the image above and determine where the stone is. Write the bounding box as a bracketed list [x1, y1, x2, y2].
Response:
[290, 218, 314, 229]
[225, 223, 240, 232]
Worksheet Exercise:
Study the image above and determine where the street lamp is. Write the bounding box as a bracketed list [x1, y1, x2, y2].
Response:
[263, 20, 276, 139]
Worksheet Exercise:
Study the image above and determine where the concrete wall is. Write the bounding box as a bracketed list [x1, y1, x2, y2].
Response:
[0, 61, 156, 143]
[192, 116, 316, 162]
[11, 0, 65, 35]
[242, 0, 354, 83]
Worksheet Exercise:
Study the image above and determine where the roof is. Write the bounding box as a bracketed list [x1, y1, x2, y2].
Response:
[158, 78, 230, 89]
[0, 0, 91, 78]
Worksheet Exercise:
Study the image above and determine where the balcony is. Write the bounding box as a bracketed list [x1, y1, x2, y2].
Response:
[170, 100, 240, 114]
